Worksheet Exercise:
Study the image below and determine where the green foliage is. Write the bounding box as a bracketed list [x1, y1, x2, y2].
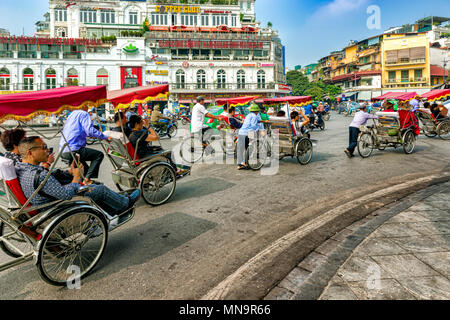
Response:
[305, 86, 325, 101]
[286, 70, 342, 101]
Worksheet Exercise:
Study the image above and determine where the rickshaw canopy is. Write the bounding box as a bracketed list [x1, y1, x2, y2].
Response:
[372, 92, 419, 102]
[108, 84, 169, 110]
[420, 89, 450, 102]
[0, 86, 107, 124]
[263, 96, 313, 107]
[215, 96, 259, 107]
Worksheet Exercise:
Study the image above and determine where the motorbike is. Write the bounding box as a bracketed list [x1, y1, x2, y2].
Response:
[181, 114, 192, 125]
[152, 119, 178, 139]
[307, 113, 325, 131]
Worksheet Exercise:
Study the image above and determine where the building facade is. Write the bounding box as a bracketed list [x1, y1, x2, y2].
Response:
[0, 0, 288, 104]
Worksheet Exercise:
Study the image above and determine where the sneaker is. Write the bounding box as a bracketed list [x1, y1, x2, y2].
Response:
[344, 149, 352, 158]
[128, 189, 141, 208]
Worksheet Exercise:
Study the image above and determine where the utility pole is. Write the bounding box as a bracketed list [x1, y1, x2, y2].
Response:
[443, 49, 449, 84]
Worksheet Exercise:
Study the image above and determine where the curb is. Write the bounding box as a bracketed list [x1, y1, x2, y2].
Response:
[291, 181, 448, 300]
[202, 172, 450, 300]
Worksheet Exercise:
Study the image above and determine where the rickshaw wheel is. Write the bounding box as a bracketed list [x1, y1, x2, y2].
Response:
[0, 221, 34, 258]
[139, 163, 177, 206]
[437, 121, 450, 140]
[358, 133, 374, 158]
[403, 130, 416, 154]
[246, 140, 269, 171]
[424, 131, 437, 138]
[37, 210, 108, 286]
[295, 138, 313, 165]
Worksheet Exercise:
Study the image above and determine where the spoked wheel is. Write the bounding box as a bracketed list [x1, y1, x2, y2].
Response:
[358, 133, 375, 158]
[403, 130, 416, 154]
[246, 141, 269, 171]
[424, 130, 437, 138]
[139, 163, 176, 206]
[167, 125, 178, 139]
[0, 221, 34, 258]
[437, 121, 450, 140]
[295, 138, 313, 165]
[37, 210, 108, 286]
[180, 137, 204, 164]
[181, 119, 188, 126]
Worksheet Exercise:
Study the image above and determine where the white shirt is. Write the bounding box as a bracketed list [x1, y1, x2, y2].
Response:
[191, 103, 209, 133]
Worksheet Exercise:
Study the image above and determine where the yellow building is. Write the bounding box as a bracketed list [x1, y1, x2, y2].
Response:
[381, 33, 431, 90]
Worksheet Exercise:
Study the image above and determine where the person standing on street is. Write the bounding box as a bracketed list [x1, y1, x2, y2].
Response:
[60, 106, 112, 184]
[345, 104, 378, 158]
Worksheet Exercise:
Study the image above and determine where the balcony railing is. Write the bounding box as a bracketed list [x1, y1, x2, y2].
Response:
[385, 58, 426, 66]
[386, 78, 428, 84]
[147, 32, 270, 42]
[63, 52, 82, 59]
[0, 51, 13, 58]
[17, 51, 37, 59]
[170, 82, 276, 91]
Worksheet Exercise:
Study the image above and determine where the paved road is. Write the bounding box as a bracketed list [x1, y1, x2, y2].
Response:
[1, 113, 450, 299]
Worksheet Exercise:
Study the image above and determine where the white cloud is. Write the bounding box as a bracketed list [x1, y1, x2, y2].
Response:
[315, 0, 369, 16]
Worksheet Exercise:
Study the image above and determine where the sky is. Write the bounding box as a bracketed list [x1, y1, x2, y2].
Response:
[0, 0, 449, 68]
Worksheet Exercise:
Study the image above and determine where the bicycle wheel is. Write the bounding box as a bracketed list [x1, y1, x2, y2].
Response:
[0, 221, 34, 258]
[358, 133, 374, 158]
[180, 136, 204, 164]
[437, 121, 450, 140]
[37, 210, 108, 286]
[139, 163, 176, 206]
[295, 138, 313, 165]
[403, 130, 416, 154]
[181, 119, 188, 126]
[168, 125, 177, 139]
[246, 140, 269, 171]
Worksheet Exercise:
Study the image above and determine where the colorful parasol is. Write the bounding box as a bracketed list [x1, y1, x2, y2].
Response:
[420, 89, 450, 102]
[263, 96, 313, 107]
[216, 96, 259, 108]
[108, 84, 169, 110]
[372, 92, 419, 102]
[0, 86, 107, 124]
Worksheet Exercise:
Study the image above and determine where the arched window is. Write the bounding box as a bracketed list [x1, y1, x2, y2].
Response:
[176, 69, 185, 89]
[257, 70, 266, 89]
[45, 68, 57, 89]
[23, 68, 34, 91]
[0, 68, 10, 90]
[96, 68, 108, 87]
[57, 27, 67, 38]
[217, 69, 226, 89]
[237, 70, 246, 89]
[197, 70, 206, 89]
[67, 68, 78, 86]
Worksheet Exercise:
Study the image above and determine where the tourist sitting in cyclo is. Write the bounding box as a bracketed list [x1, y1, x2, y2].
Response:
[128, 115, 161, 159]
[111, 111, 132, 138]
[1, 128, 29, 165]
[431, 103, 449, 121]
[150, 105, 171, 131]
[290, 110, 310, 137]
[15, 136, 141, 220]
[236, 104, 266, 171]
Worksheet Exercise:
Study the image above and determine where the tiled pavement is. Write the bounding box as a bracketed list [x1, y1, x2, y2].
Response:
[265, 181, 450, 300]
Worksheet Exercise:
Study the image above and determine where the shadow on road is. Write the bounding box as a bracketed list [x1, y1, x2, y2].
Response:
[170, 177, 236, 203]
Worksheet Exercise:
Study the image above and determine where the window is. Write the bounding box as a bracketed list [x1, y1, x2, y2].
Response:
[45, 68, 57, 89]
[80, 10, 96, 23]
[401, 70, 409, 82]
[55, 9, 67, 22]
[212, 15, 219, 26]
[414, 69, 423, 81]
[201, 15, 209, 26]
[257, 70, 265, 89]
[176, 70, 185, 89]
[231, 15, 237, 27]
[388, 71, 396, 83]
[248, 2, 251, 10]
[0, 68, 10, 90]
[67, 68, 78, 86]
[97, 68, 108, 87]
[23, 68, 34, 90]
[237, 70, 246, 89]
[152, 14, 168, 26]
[101, 11, 115, 24]
[130, 12, 138, 25]
[197, 70, 206, 89]
[217, 70, 226, 89]
[181, 14, 197, 26]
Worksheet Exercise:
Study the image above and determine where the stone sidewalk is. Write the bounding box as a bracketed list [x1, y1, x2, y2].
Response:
[265, 181, 450, 300]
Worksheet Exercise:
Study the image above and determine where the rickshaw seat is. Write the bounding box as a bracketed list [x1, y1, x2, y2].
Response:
[0, 157, 37, 216]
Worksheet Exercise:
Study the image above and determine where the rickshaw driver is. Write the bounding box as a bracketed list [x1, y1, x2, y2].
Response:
[16, 136, 141, 217]
[191, 96, 221, 145]
[59, 105, 112, 185]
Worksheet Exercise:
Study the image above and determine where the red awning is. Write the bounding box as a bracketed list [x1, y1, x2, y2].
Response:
[430, 65, 449, 77]
[216, 96, 259, 107]
[108, 85, 169, 109]
[241, 26, 258, 33]
[149, 26, 169, 31]
[420, 89, 450, 101]
[263, 96, 313, 107]
[217, 25, 230, 32]
[372, 92, 419, 102]
[0, 86, 107, 123]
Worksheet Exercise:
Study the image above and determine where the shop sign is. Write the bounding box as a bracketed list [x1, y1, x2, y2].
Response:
[123, 43, 139, 54]
[156, 5, 201, 13]
[257, 63, 275, 67]
[158, 40, 264, 50]
[204, 10, 232, 14]
[182, 61, 189, 68]
[278, 84, 292, 91]
[242, 64, 256, 67]
[0, 36, 102, 46]
[155, 61, 168, 65]
[146, 70, 169, 76]
[121, 67, 142, 89]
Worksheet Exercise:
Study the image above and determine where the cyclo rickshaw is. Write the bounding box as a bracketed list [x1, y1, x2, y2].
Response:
[357, 109, 419, 158]
[245, 96, 315, 170]
[103, 85, 191, 206]
[0, 86, 133, 286]
[416, 89, 450, 140]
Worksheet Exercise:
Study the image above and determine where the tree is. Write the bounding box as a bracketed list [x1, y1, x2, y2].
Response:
[268, 21, 273, 28]
[286, 70, 310, 96]
[325, 84, 342, 101]
[305, 86, 325, 101]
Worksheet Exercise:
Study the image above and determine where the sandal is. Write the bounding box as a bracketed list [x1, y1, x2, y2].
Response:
[237, 164, 249, 171]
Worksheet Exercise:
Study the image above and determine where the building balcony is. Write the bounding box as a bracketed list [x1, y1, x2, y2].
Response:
[0, 51, 13, 58]
[147, 31, 270, 42]
[387, 78, 428, 84]
[170, 82, 277, 92]
[385, 59, 426, 66]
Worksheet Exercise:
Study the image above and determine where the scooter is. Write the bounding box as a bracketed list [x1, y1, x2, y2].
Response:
[181, 114, 191, 126]
[152, 119, 178, 139]
[307, 114, 325, 131]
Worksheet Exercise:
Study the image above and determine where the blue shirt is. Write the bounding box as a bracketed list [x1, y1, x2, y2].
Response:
[238, 113, 263, 136]
[303, 105, 313, 115]
[59, 110, 108, 153]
